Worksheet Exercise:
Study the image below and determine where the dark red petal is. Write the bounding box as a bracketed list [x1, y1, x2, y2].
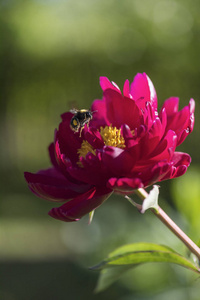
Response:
[148, 130, 177, 161]
[25, 168, 70, 185]
[84, 127, 104, 149]
[104, 89, 143, 129]
[107, 177, 143, 192]
[130, 73, 157, 112]
[139, 117, 164, 158]
[24, 169, 91, 202]
[143, 161, 172, 185]
[67, 158, 110, 186]
[121, 124, 136, 148]
[56, 114, 82, 164]
[102, 146, 137, 176]
[61, 112, 71, 121]
[54, 138, 72, 175]
[48, 187, 113, 222]
[48, 143, 59, 169]
[171, 165, 187, 178]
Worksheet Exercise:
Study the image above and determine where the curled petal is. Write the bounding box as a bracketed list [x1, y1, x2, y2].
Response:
[48, 142, 59, 169]
[148, 130, 177, 161]
[107, 177, 143, 192]
[161, 97, 180, 115]
[178, 128, 191, 146]
[160, 98, 195, 146]
[133, 161, 172, 187]
[121, 124, 136, 148]
[90, 98, 109, 127]
[139, 117, 164, 158]
[67, 153, 111, 186]
[147, 161, 172, 185]
[56, 113, 82, 164]
[24, 169, 91, 202]
[48, 187, 113, 222]
[123, 79, 131, 98]
[161, 164, 188, 181]
[130, 73, 157, 112]
[172, 152, 191, 167]
[100, 77, 121, 92]
[104, 89, 143, 129]
[189, 98, 195, 114]
[172, 165, 188, 178]
[55, 138, 71, 173]
[84, 127, 104, 149]
[159, 107, 167, 132]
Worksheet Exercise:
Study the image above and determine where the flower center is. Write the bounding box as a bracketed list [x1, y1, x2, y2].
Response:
[77, 125, 125, 167]
[77, 140, 96, 166]
[99, 125, 125, 148]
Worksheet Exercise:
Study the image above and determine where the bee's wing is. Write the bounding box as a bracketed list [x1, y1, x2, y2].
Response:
[70, 109, 78, 114]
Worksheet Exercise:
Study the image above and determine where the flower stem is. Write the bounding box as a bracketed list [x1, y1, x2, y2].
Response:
[134, 188, 200, 260]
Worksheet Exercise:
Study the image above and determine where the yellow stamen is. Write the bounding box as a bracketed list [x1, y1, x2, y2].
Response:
[77, 140, 96, 167]
[77, 125, 125, 167]
[100, 125, 125, 148]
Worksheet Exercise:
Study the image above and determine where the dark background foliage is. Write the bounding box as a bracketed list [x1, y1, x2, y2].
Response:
[0, 0, 200, 299]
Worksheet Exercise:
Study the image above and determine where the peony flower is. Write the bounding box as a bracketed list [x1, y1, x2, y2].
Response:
[24, 73, 195, 222]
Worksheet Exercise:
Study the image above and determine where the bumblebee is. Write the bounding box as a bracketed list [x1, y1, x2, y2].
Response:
[70, 109, 95, 134]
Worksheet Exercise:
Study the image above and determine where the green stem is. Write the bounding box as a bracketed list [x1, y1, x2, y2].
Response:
[134, 188, 200, 260]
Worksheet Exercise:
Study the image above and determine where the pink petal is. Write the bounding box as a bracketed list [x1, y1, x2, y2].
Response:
[158, 107, 167, 131]
[104, 89, 143, 129]
[90, 98, 109, 128]
[161, 97, 179, 115]
[123, 79, 131, 98]
[99, 77, 121, 93]
[130, 73, 157, 112]
[160, 98, 195, 146]
[189, 98, 195, 113]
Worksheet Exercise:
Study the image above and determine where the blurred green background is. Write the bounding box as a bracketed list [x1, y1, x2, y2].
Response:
[1, 0, 200, 299]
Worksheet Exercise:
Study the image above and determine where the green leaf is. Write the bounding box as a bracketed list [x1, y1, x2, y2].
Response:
[172, 167, 200, 231]
[94, 265, 134, 293]
[91, 243, 200, 292]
